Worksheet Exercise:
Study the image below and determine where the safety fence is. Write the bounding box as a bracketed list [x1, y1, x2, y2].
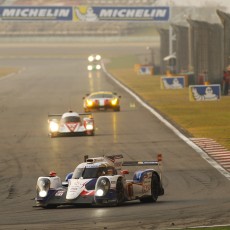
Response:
[159, 10, 230, 85]
[217, 10, 230, 70]
[158, 28, 169, 74]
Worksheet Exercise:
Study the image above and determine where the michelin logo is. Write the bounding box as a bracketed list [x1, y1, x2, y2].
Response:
[99, 8, 168, 20]
[75, 7, 98, 22]
[75, 6, 170, 21]
[0, 7, 72, 20]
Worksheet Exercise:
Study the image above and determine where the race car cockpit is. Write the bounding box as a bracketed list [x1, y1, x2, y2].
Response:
[72, 165, 116, 179]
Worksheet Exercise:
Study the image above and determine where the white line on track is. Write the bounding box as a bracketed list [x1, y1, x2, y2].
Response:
[102, 63, 230, 180]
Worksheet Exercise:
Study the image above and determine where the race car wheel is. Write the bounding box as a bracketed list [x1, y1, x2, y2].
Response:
[87, 130, 95, 136]
[112, 178, 124, 206]
[114, 106, 120, 112]
[140, 173, 159, 203]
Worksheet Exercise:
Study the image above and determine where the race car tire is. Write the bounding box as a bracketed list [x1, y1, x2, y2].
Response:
[140, 173, 159, 203]
[87, 130, 95, 136]
[111, 178, 124, 206]
[50, 132, 58, 138]
[114, 106, 120, 112]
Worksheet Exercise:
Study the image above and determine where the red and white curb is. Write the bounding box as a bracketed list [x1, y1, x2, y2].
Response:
[190, 138, 230, 173]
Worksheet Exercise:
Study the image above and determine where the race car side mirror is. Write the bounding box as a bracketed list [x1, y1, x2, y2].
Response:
[62, 181, 68, 187]
[121, 170, 129, 175]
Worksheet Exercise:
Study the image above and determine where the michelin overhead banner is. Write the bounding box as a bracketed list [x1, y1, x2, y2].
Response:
[73, 6, 170, 22]
[0, 6, 72, 21]
[0, 6, 170, 21]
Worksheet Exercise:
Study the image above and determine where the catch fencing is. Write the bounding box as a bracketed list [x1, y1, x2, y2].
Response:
[171, 24, 188, 75]
[158, 28, 169, 74]
[188, 19, 223, 84]
[158, 10, 230, 85]
[217, 10, 230, 70]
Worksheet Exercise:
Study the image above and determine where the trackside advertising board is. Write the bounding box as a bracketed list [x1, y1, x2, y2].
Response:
[161, 76, 185, 89]
[139, 65, 153, 75]
[0, 6, 170, 22]
[189, 85, 221, 101]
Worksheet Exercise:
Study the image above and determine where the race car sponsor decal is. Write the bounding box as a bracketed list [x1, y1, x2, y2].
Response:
[73, 6, 170, 22]
[0, 6, 72, 21]
[65, 122, 79, 132]
[81, 190, 95, 196]
[142, 176, 151, 193]
[67, 179, 89, 200]
[55, 190, 65, 197]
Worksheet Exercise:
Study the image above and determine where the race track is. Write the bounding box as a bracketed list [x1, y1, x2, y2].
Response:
[0, 43, 229, 230]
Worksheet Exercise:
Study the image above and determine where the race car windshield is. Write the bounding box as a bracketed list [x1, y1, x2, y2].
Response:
[72, 167, 107, 179]
[89, 94, 114, 99]
[63, 116, 80, 123]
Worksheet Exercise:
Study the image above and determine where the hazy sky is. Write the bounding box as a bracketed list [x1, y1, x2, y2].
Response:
[157, 0, 230, 11]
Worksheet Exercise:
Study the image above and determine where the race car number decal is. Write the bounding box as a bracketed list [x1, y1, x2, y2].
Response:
[55, 190, 65, 196]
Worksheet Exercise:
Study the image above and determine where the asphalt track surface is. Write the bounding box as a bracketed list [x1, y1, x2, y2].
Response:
[0, 43, 230, 230]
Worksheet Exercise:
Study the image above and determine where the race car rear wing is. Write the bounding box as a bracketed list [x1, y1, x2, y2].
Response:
[48, 113, 93, 117]
[123, 161, 159, 166]
[84, 154, 162, 169]
[123, 154, 162, 166]
[48, 113, 93, 123]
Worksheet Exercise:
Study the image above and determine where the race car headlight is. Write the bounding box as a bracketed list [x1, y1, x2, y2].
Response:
[111, 98, 118, 106]
[87, 65, 93, 71]
[95, 177, 110, 197]
[86, 123, 94, 130]
[88, 56, 94, 62]
[95, 189, 104, 196]
[49, 121, 59, 132]
[86, 99, 93, 107]
[39, 190, 48, 198]
[96, 64, 101, 70]
[36, 178, 50, 198]
[95, 55, 101, 61]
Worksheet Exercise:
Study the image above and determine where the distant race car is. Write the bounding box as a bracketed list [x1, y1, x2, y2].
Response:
[87, 54, 101, 71]
[34, 154, 164, 208]
[83, 91, 121, 112]
[48, 110, 94, 137]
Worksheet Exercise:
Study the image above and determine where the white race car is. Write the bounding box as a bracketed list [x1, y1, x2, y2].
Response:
[34, 154, 164, 208]
[87, 54, 101, 71]
[83, 91, 121, 112]
[48, 111, 94, 137]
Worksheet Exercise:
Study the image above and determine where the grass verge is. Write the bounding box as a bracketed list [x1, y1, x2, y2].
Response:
[0, 67, 20, 78]
[106, 54, 230, 150]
